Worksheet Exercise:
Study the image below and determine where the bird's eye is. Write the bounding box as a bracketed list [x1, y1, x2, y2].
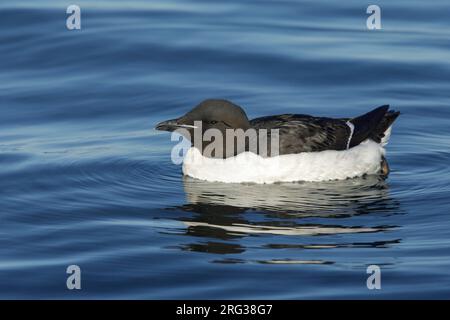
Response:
[210, 120, 218, 124]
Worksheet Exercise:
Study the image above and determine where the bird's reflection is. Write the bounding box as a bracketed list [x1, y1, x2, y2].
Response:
[169, 175, 402, 264]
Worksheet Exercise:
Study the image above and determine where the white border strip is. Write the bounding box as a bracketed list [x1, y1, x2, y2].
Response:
[345, 121, 355, 150]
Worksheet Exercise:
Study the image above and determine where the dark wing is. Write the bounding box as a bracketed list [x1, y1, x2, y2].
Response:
[250, 106, 400, 155]
[250, 114, 351, 154]
[346, 105, 400, 148]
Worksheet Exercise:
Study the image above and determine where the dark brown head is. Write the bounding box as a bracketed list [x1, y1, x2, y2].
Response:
[155, 99, 251, 135]
[156, 99, 252, 158]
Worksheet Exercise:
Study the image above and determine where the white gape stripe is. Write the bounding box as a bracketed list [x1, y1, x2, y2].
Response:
[345, 121, 355, 150]
[177, 124, 198, 129]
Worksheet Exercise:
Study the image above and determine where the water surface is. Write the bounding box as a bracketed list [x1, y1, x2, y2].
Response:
[1, 0, 450, 299]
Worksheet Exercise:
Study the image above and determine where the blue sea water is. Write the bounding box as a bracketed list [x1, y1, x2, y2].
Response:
[1, 0, 450, 299]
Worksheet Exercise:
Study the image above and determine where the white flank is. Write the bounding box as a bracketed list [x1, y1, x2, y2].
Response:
[182, 140, 386, 184]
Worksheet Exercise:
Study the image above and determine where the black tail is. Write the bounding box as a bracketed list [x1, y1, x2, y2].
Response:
[349, 105, 400, 148]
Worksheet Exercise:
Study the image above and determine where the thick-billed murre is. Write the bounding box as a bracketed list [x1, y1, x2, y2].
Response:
[156, 99, 400, 183]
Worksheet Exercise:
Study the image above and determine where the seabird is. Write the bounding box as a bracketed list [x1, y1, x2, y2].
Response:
[156, 99, 400, 183]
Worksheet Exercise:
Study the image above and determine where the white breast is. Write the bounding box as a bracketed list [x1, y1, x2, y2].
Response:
[182, 140, 385, 184]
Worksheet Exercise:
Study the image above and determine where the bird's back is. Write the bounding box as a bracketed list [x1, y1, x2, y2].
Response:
[249, 106, 399, 155]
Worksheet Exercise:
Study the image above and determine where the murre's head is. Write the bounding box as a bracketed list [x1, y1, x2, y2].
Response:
[155, 99, 251, 135]
[156, 99, 252, 158]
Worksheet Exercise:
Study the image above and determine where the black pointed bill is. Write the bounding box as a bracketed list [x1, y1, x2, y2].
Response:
[155, 118, 198, 132]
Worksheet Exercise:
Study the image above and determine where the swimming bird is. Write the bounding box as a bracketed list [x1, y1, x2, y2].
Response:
[156, 99, 400, 183]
